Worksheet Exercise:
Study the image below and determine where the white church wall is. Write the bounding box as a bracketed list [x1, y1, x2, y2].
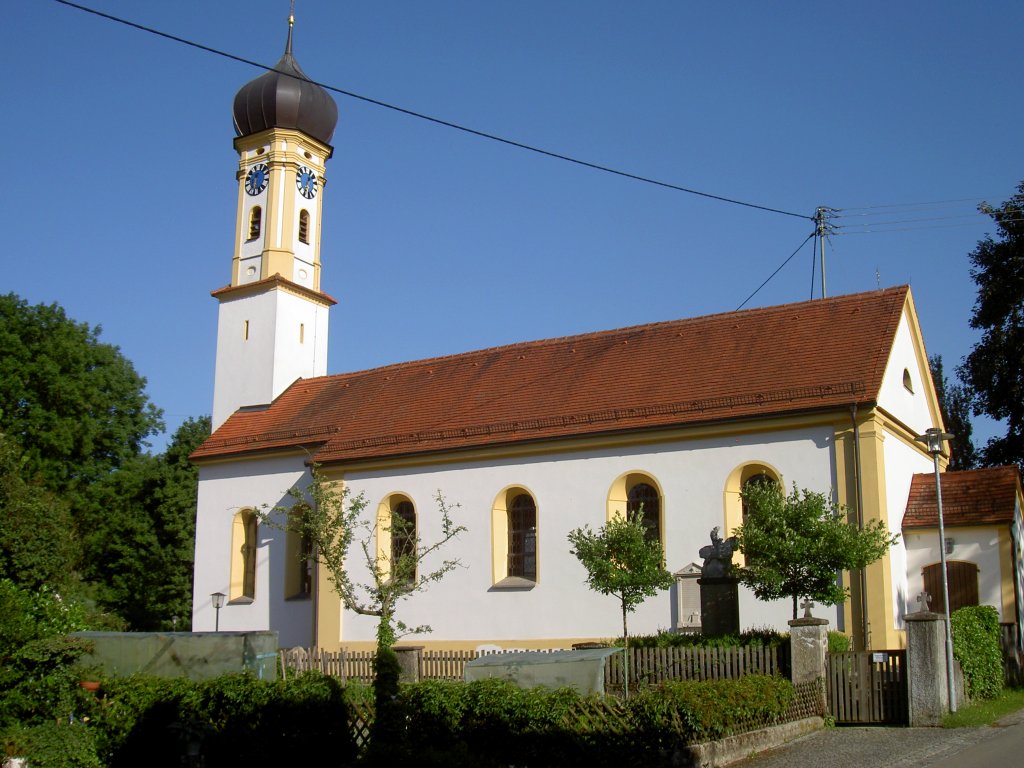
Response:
[904, 526, 1006, 620]
[334, 423, 837, 647]
[882, 430, 933, 628]
[192, 454, 315, 647]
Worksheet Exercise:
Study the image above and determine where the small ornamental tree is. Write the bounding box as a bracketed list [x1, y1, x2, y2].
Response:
[266, 464, 465, 652]
[733, 482, 899, 619]
[568, 510, 673, 693]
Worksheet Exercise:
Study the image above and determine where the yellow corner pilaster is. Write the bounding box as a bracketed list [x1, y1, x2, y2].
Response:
[854, 415, 902, 649]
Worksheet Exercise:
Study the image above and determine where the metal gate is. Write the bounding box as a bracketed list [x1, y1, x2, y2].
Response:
[827, 650, 908, 725]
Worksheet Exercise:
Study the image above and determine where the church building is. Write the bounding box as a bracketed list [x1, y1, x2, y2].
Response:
[191, 19, 981, 653]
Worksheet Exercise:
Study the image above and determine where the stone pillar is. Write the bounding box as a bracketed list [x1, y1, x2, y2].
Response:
[905, 611, 948, 726]
[392, 645, 423, 683]
[697, 577, 740, 637]
[788, 617, 828, 685]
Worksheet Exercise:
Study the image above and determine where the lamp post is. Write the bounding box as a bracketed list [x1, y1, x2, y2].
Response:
[210, 592, 226, 632]
[916, 427, 957, 712]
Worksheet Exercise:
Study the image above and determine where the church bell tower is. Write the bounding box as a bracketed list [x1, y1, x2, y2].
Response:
[211, 13, 339, 430]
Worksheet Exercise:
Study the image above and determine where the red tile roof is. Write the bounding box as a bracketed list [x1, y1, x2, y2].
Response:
[903, 466, 1022, 529]
[192, 286, 911, 464]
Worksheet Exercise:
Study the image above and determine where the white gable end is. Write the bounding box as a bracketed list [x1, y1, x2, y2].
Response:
[876, 306, 936, 437]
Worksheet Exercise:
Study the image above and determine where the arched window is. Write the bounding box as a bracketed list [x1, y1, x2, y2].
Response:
[608, 473, 664, 549]
[248, 206, 262, 240]
[508, 494, 537, 580]
[285, 505, 313, 599]
[739, 473, 778, 565]
[391, 500, 417, 587]
[723, 463, 782, 566]
[491, 487, 539, 586]
[230, 509, 258, 601]
[627, 482, 660, 545]
[298, 209, 310, 244]
[903, 368, 914, 393]
[741, 473, 777, 526]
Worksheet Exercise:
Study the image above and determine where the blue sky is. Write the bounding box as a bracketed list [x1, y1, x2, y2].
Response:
[6, 1, 1023, 452]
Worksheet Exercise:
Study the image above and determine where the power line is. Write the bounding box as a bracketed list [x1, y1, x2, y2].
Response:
[736, 231, 816, 311]
[835, 216, 1024, 235]
[835, 195, 1004, 213]
[53, 0, 812, 222]
[836, 212, 990, 229]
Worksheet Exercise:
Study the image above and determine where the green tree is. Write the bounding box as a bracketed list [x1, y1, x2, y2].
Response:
[269, 465, 465, 651]
[929, 354, 977, 471]
[0, 432, 77, 591]
[567, 512, 673, 656]
[958, 182, 1024, 471]
[82, 417, 210, 630]
[0, 294, 163, 501]
[732, 482, 899, 619]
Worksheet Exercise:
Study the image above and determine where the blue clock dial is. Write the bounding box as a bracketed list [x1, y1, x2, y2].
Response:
[245, 163, 269, 196]
[296, 166, 318, 199]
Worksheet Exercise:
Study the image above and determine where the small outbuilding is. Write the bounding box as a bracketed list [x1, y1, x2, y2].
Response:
[902, 465, 1023, 645]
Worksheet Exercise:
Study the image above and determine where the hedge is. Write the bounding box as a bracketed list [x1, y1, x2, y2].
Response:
[951, 605, 1003, 700]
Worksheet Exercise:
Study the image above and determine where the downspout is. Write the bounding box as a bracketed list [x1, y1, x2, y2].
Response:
[851, 404, 869, 649]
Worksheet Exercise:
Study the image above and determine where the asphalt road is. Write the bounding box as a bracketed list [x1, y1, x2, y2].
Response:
[733, 708, 1024, 768]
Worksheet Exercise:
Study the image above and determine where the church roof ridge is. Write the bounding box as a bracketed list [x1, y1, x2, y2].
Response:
[193, 285, 911, 463]
[314, 284, 912, 381]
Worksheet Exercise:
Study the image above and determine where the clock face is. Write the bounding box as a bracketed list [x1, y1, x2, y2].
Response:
[245, 163, 269, 196]
[296, 166, 318, 199]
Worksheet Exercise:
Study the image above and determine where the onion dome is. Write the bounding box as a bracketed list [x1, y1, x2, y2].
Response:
[232, 18, 338, 145]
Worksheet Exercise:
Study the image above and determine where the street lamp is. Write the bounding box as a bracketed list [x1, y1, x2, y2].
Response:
[210, 592, 226, 632]
[916, 427, 957, 713]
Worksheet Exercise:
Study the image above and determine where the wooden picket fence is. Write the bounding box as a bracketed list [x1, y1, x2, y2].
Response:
[606, 644, 785, 693]
[279, 644, 785, 689]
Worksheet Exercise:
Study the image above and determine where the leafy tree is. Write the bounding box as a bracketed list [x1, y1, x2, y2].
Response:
[0, 432, 77, 591]
[958, 182, 1024, 471]
[567, 511, 673, 657]
[268, 465, 466, 651]
[732, 482, 899, 619]
[0, 294, 163, 501]
[82, 417, 210, 630]
[928, 354, 977, 471]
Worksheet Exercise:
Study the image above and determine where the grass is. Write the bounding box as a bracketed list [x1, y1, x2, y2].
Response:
[942, 687, 1024, 728]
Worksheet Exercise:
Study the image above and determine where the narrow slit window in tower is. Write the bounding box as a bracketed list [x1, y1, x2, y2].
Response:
[248, 207, 262, 240]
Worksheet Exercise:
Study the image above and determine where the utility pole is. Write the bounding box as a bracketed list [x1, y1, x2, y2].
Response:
[815, 207, 834, 298]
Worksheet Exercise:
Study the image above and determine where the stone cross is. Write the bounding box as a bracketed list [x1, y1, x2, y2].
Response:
[916, 591, 931, 611]
[801, 598, 815, 618]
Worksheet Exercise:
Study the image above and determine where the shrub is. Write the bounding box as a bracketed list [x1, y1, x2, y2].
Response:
[630, 675, 793, 743]
[399, 679, 624, 768]
[628, 628, 787, 648]
[951, 605, 1003, 700]
[96, 672, 359, 768]
[827, 632, 851, 653]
